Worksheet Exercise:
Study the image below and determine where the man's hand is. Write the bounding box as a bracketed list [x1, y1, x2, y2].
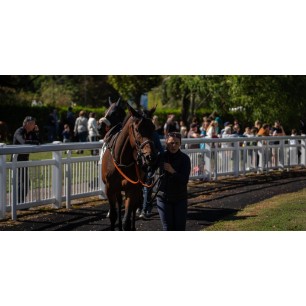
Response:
[164, 162, 176, 174]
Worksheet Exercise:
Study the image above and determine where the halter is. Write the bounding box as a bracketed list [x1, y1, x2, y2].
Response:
[129, 121, 155, 167]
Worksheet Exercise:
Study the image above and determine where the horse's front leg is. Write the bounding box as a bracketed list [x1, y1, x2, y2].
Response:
[107, 191, 117, 231]
[109, 203, 117, 231]
[131, 189, 142, 231]
[122, 197, 132, 231]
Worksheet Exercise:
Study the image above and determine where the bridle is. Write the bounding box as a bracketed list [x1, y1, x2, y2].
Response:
[129, 120, 156, 168]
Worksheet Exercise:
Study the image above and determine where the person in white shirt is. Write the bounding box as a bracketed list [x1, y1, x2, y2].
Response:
[87, 112, 100, 155]
[74, 110, 88, 154]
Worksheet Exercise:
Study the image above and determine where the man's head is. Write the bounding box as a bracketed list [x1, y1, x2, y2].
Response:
[23, 116, 36, 132]
[166, 132, 182, 154]
[190, 123, 197, 129]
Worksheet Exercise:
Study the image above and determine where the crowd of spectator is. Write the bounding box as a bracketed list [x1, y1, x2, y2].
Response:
[6, 105, 305, 156]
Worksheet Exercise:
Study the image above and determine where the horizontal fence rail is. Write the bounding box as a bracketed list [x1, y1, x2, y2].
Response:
[1, 135, 305, 220]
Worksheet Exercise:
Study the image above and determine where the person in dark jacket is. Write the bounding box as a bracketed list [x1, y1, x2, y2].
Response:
[157, 132, 191, 230]
[12, 116, 40, 203]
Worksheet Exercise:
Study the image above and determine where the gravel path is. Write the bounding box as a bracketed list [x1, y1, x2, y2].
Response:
[1, 169, 306, 231]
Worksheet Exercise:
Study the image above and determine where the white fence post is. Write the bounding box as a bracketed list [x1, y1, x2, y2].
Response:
[233, 141, 240, 176]
[0, 143, 6, 219]
[205, 143, 212, 180]
[98, 140, 107, 199]
[65, 151, 72, 209]
[301, 138, 306, 167]
[11, 154, 18, 220]
[52, 142, 63, 208]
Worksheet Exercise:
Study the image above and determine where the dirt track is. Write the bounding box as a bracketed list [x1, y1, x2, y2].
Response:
[1, 169, 306, 231]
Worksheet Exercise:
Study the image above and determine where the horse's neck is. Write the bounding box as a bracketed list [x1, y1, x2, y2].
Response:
[114, 123, 135, 164]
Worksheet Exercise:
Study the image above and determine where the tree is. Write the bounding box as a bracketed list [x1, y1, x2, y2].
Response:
[107, 75, 162, 108]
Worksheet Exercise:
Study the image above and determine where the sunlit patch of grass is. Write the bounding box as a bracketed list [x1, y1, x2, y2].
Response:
[205, 189, 306, 231]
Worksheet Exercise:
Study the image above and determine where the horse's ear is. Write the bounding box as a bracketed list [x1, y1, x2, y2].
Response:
[147, 105, 156, 118]
[127, 103, 142, 119]
[108, 97, 112, 106]
[115, 97, 121, 107]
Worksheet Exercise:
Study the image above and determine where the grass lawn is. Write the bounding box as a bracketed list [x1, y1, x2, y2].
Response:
[204, 188, 306, 231]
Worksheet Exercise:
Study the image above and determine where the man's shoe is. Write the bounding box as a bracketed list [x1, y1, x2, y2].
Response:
[139, 211, 147, 219]
[139, 211, 150, 219]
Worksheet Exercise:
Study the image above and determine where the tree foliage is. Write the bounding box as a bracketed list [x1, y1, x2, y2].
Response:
[107, 75, 162, 108]
[161, 75, 306, 130]
[2, 75, 306, 131]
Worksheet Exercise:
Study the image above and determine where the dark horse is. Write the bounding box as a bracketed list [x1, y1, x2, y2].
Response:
[99, 97, 126, 139]
[102, 103, 157, 230]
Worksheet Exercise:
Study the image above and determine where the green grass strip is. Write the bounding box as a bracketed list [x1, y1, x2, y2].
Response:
[204, 188, 306, 231]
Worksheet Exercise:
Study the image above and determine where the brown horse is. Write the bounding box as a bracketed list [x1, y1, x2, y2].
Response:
[102, 103, 157, 230]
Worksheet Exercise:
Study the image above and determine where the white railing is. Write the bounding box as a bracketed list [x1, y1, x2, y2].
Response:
[0, 141, 103, 220]
[1, 135, 305, 220]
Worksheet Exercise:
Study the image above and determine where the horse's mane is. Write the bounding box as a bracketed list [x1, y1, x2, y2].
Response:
[122, 113, 131, 126]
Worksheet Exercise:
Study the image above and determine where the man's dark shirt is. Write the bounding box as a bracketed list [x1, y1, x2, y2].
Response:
[13, 127, 40, 161]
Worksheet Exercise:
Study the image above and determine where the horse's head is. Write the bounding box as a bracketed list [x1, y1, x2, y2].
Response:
[127, 103, 158, 169]
[99, 97, 126, 138]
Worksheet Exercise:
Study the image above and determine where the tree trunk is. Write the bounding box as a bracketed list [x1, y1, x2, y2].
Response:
[181, 92, 190, 125]
[190, 92, 196, 118]
[135, 93, 142, 110]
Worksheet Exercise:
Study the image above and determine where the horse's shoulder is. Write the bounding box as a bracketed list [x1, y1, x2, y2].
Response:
[104, 123, 123, 148]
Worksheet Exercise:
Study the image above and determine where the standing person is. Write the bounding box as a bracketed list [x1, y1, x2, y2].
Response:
[52, 109, 60, 140]
[257, 123, 271, 169]
[255, 120, 262, 131]
[157, 132, 191, 231]
[200, 118, 211, 150]
[62, 124, 71, 143]
[271, 120, 285, 167]
[187, 123, 200, 148]
[87, 112, 100, 155]
[164, 114, 180, 135]
[74, 110, 88, 154]
[152, 115, 164, 139]
[210, 111, 223, 134]
[206, 120, 218, 138]
[179, 120, 188, 138]
[62, 124, 71, 154]
[12, 116, 40, 203]
[66, 106, 75, 140]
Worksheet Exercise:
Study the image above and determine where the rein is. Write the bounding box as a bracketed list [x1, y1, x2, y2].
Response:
[112, 157, 158, 188]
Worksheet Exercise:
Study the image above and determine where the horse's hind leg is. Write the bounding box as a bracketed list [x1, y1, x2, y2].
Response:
[117, 193, 123, 231]
[108, 194, 118, 230]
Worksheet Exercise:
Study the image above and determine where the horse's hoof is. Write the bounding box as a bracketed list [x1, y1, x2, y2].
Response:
[106, 210, 110, 218]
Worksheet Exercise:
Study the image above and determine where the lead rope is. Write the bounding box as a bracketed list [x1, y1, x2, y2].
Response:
[144, 172, 165, 206]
